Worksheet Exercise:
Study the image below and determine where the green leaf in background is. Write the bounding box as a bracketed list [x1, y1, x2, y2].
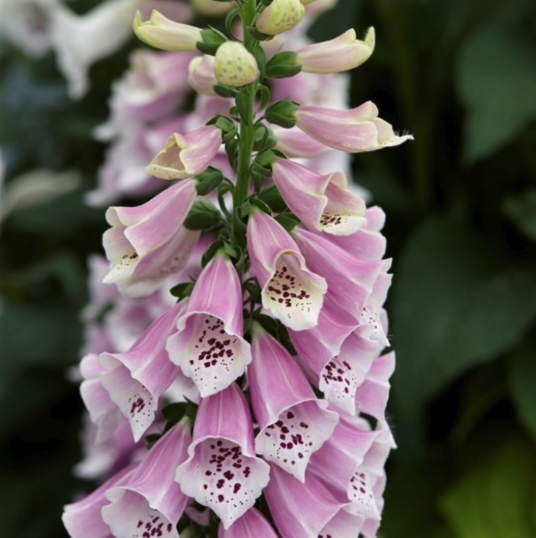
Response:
[440, 439, 536, 538]
[457, 24, 536, 163]
[381, 454, 456, 538]
[503, 188, 536, 242]
[0, 302, 81, 399]
[508, 342, 536, 443]
[392, 217, 536, 426]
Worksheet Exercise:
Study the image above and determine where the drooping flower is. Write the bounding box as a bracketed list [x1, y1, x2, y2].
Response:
[133, 9, 201, 51]
[296, 28, 375, 74]
[264, 463, 351, 538]
[214, 42, 259, 87]
[62, 463, 135, 538]
[146, 126, 222, 180]
[100, 303, 188, 441]
[294, 101, 413, 153]
[256, 0, 305, 36]
[175, 384, 270, 529]
[308, 415, 381, 518]
[272, 158, 367, 236]
[249, 324, 339, 481]
[247, 208, 327, 331]
[218, 508, 278, 537]
[102, 179, 199, 296]
[102, 419, 192, 538]
[166, 252, 252, 397]
[292, 226, 383, 322]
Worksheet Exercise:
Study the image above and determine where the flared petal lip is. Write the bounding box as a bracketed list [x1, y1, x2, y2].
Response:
[257, 392, 336, 435]
[104, 484, 187, 527]
[174, 308, 248, 349]
[259, 248, 328, 307]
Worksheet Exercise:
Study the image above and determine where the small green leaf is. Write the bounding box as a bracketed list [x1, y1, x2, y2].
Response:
[250, 197, 272, 215]
[258, 184, 287, 213]
[196, 167, 224, 196]
[169, 282, 194, 301]
[275, 213, 300, 232]
[202, 239, 224, 267]
[184, 200, 221, 231]
[265, 100, 298, 129]
[266, 51, 301, 79]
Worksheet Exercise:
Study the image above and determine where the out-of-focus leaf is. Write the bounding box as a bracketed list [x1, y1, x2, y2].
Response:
[508, 342, 536, 443]
[381, 454, 455, 538]
[308, 0, 361, 42]
[355, 170, 414, 216]
[503, 188, 536, 242]
[0, 302, 81, 398]
[392, 217, 536, 423]
[457, 24, 536, 163]
[440, 439, 536, 538]
[451, 364, 507, 445]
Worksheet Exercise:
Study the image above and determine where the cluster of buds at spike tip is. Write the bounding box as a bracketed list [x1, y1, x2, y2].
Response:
[64, 0, 412, 536]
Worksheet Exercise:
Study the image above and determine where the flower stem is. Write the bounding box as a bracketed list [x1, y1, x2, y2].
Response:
[233, 0, 258, 245]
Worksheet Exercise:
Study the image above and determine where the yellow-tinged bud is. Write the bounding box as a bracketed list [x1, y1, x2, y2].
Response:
[256, 0, 305, 36]
[191, 0, 234, 16]
[133, 10, 201, 52]
[214, 42, 259, 87]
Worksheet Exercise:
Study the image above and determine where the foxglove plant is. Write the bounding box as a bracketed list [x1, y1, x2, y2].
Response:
[65, 0, 412, 535]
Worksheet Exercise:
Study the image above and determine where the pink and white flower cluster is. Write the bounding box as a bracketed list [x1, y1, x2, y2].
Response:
[65, 0, 412, 536]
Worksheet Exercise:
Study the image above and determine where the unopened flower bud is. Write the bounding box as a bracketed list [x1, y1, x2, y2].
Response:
[256, 0, 305, 36]
[188, 55, 217, 95]
[133, 10, 201, 52]
[214, 42, 259, 87]
[296, 27, 375, 74]
[191, 0, 234, 16]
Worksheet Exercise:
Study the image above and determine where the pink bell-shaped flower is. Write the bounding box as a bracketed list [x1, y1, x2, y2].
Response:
[166, 252, 252, 397]
[102, 180, 199, 297]
[100, 303, 189, 442]
[273, 158, 367, 236]
[294, 101, 413, 153]
[249, 325, 339, 481]
[175, 384, 270, 529]
[62, 464, 135, 538]
[102, 419, 192, 538]
[292, 226, 384, 322]
[247, 208, 327, 331]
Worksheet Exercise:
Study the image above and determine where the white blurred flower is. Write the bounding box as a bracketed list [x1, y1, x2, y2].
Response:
[0, 168, 82, 224]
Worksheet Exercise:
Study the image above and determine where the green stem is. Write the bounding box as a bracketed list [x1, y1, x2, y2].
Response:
[233, 0, 258, 242]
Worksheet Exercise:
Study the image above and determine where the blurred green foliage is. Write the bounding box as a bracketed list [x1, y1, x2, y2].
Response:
[1, 0, 536, 536]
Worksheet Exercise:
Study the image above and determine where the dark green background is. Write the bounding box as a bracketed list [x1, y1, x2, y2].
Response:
[1, 0, 536, 536]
